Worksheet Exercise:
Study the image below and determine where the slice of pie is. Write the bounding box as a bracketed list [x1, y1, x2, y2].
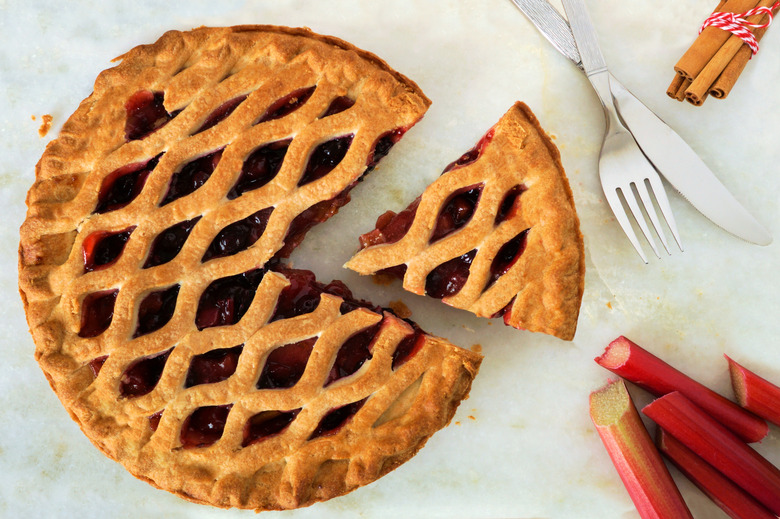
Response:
[18, 25, 481, 511]
[345, 102, 585, 340]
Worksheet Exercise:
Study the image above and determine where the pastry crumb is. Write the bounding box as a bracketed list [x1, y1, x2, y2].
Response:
[461, 325, 475, 332]
[467, 415, 476, 421]
[606, 301, 612, 309]
[387, 300, 411, 319]
[470, 344, 482, 353]
[455, 421, 461, 426]
[38, 114, 53, 137]
[31, 115, 36, 120]
[370, 273, 396, 286]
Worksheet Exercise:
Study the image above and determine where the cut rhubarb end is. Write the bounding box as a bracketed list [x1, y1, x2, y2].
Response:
[726, 355, 780, 428]
[657, 429, 776, 519]
[589, 380, 693, 519]
[596, 336, 768, 443]
[643, 392, 780, 515]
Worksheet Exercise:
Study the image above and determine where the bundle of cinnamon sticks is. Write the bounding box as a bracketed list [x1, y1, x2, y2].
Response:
[667, 0, 778, 105]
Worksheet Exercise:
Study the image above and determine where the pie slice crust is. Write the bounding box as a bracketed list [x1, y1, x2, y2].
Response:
[18, 25, 481, 511]
[346, 102, 585, 340]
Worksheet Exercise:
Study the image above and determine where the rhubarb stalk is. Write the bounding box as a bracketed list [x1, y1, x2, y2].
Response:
[726, 355, 780, 427]
[589, 380, 693, 519]
[596, 336, 768, 443]
[644, 392, 780, 515]
[657, 429, 776, 519]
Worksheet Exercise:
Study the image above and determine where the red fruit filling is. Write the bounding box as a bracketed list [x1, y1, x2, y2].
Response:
[227, 139, 291, 200]
[95, 153, 162, 214]
[242, 409, 302, 447]
[486, 230, 529, 289]
[320, 96, 355, 118]
[82, 227, 135, 273]
[359, 197, 421, 249]
[442, 128, 494, 174]
[324, 323, 381, 386]
[160, 148, 223, 206]
[269, 266, 377, 322]
[366, 129, 405, 171]
[119, 348, 172, 398]
[256, 337, 317, 389]
[308, 398, 367, 440]
[193, 94, 248, 135]
[79, 289, 119, 338]
[133, 285, 180, 338]
[297, 135, 354, 187]
[143, 217, 201, 269]
[392, 330, 424, 370]
[180, 404, 232, 448]
[256, 86, 316, 124]
[88, 355, 108, 377]
[425, 249, 477, 299]
[430, 184, 483, 243]
[273, 188, 353, 260]
[185, 345, 243, 387]
[125, 91, 180, 141]
[202, 207, 274, 262]
[195, 269, 265, 330]
[149, 410, 163, 432]
[495, 185, 526, 224]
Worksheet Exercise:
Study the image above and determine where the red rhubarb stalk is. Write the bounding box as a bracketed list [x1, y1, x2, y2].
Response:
[643, 392, 780, 515]
[657, 429, 776, 519]
[589, 380, 693, 519]
[726, 355, 780, 428]
[596, 336, 768, 443]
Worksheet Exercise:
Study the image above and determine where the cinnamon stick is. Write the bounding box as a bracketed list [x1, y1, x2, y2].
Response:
[666, 0, 725, 101]
[710, 15, 774, 98]
[685, 0, 776, 105]
[675, 0, 758, 80]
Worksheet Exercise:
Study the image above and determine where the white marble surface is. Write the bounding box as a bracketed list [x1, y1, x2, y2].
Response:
[2, 0, 780, 517]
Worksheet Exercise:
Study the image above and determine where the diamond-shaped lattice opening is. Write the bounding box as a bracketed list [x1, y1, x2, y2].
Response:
[95, 154, 162, 214]
[180, 404, 232, 448]
[78, 289, 119, 338]
[424, 249, 477, 299]
[160, 148, 224, 206]
[202, 207, 274, 262]
[256, 338, 316, 390]
[227, 139, 291, 200]
[242, 409, 301, 447]
[430, 183, 483, 244]
[185, 345, 243, 387]
[324, 323, 381, 386]
[119, 348, 173, 398]
[195, 269, 265, 330]
[143, 217, 201, 269]
[308, 398, 367, 440]
[82, 227, 135, 273]
[133, 284, 180, 338]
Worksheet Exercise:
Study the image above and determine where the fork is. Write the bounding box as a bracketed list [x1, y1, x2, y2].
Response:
[561, 0, 682, 262]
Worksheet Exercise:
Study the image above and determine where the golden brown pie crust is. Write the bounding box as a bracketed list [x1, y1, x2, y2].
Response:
[346, 102, 585, 340]
[18, 25, 481, 511]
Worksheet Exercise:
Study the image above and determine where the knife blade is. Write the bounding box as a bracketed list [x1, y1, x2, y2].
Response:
[510, 0, 772, 245]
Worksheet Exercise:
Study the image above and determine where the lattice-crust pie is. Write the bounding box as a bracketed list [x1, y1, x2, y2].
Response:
[18, 25, 481, 511]
[346, 102, 585, 340]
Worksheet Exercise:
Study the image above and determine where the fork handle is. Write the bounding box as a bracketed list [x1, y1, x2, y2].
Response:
[587, 70, 629, 139]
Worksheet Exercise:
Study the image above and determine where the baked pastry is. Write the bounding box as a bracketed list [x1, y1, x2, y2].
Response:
[346, 102, 585, 340]
[18, 25, 481, 511]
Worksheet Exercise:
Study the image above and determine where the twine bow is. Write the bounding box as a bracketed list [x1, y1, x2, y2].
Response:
[700, 2, 780, 57]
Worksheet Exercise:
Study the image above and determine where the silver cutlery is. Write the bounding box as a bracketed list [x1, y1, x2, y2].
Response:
[510, 0, 772, 260]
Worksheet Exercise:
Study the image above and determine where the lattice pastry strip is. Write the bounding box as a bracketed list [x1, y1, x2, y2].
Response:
[346, 102, 585, 340]
[18, 26, 481, 511]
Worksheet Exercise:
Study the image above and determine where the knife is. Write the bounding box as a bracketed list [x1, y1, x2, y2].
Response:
[510, 0, 772, 246]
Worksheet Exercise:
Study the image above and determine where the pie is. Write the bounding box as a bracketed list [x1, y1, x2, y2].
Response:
[18, 25, 481, 511]
[345, 102, 585, 340]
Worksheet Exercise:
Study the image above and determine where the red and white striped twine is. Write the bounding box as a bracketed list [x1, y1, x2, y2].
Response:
[700, 1, 780, 57]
